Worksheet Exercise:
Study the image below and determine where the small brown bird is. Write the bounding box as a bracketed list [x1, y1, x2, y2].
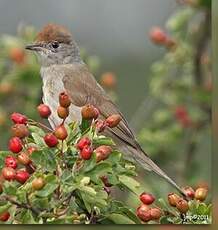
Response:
[26, 24, 185, 196]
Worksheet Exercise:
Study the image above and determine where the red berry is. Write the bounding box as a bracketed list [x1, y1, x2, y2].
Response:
[174, 106, 188, 119]
[176, 199, 189, 213]
[76, 137, 91, 150]
[149, 27, 167, 45]
[100, 72, 117, 88]
[183, 186, 195, 199]
[5, 156, 17, 169]
[150, 208, 162, 220]
[95, 119, 107, 132]
[136, 204, 151, 222]
[2, 167, 16, 181]
[95, 145, 112, 162]
[54, 125, 68, 140]
[168, 193, 180, 207]
[11, 124, 29, 138]
[57, 106, 69, 119]
[17, 152, 31, 165]
[32, 177, 45, 190]
[8, 137, 23, 153]
[80, 146, 93, 160]
[9, 47, 25, 64]
[105, 114, 122, 128]
[15, 170, 30, 184]
[44, 133, 58, 147]
[81, 105, 98, 120]
[37, 104, 51, 118]
[0, 211, 10, 222]
[140, 192, 155, 205]
[59, 91, 71, 108]
[11, 112, 27, 124]
[195, 187, 208, 201]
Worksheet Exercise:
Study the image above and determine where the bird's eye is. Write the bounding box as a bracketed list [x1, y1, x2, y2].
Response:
[51, 41, 59, 49]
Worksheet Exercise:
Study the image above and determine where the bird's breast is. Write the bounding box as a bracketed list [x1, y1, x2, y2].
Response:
[40, 66, 81, 128]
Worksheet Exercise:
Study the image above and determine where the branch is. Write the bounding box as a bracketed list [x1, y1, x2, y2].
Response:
[0, 195, 40, 215]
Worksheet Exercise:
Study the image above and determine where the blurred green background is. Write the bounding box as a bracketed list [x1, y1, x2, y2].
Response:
[0, 0, 212, 227]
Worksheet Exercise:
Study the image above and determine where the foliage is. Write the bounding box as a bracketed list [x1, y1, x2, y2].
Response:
[138, 0, 211, 186]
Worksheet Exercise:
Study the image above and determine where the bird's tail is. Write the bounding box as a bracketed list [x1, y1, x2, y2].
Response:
[134, 149, 186, 197]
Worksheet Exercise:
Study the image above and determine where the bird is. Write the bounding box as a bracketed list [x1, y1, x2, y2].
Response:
[26, 23, 185, 196]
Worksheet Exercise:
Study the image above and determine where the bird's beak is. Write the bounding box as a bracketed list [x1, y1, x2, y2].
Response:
[25, 43, 43, 52]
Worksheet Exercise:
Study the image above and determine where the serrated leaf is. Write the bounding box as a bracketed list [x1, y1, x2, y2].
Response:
[80, 153, 97, 173]
[21, 210, 37, 224]
[28, 125, 45, 136]
[196, 203, 208, 215]
[30, 149, 56, 172]
[107, 213, 136, 224]
[107, 151, 122, 164]
[31, 133, 45, 147]
[118, 175, 139, 193]
[0, 203, 12, 214]
[93, 136, 115, 146]
[3, 181, 18, 196]
[79, 185, 97, 196]
[86, 162, 112, 182]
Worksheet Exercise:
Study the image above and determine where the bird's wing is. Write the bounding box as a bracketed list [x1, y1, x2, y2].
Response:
[62, 63, 186, 196]
[62, 63, 141, 151]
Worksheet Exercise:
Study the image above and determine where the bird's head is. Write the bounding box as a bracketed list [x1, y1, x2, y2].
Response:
[26, 24, 82, 67]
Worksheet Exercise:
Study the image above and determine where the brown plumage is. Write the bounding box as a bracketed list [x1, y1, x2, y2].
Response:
[36, 24, 72, 44]
[26, 23, 186, 197]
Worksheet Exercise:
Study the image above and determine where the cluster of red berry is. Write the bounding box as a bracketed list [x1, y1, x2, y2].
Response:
[0, 91, 123, 222]
[76, 137, 113, 162]
[136, 185, 208, 223]
[136, 192, 162, 223]
[168, 186, 208, 213]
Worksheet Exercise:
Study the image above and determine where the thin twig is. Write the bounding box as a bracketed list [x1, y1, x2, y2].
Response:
[0, 195, 40, 215]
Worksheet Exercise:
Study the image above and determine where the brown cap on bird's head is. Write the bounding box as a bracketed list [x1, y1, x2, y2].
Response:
[36, 23, 72, 44]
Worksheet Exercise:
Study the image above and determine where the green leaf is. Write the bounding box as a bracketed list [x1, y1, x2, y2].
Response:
[107, 151, 122, 164]
[107, 213, 136, 224]
[30, 149, 56, 172]
[118, 207, 141, 224]
[3, 181, 18, 196]
[31, 133, 46, 147]
[80, 192, 92, 213]
[35, 175, 58, 197]
[78, 185, 97, 196]
[86, 162, 112, 182]
[28, 125, 45, 136]
[80, 118, 91, 133]
[0, 203, 12, 214]
[80, 153, 97, 173]
[196, 203, 208, 215]
[93, 136, 115, 146]
[21, 210, 37, 224]
[118, 175, 140, 193]
[160, 216, 174, 224]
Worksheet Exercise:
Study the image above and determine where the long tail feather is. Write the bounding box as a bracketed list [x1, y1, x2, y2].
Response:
[134, 150, 186, 197]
